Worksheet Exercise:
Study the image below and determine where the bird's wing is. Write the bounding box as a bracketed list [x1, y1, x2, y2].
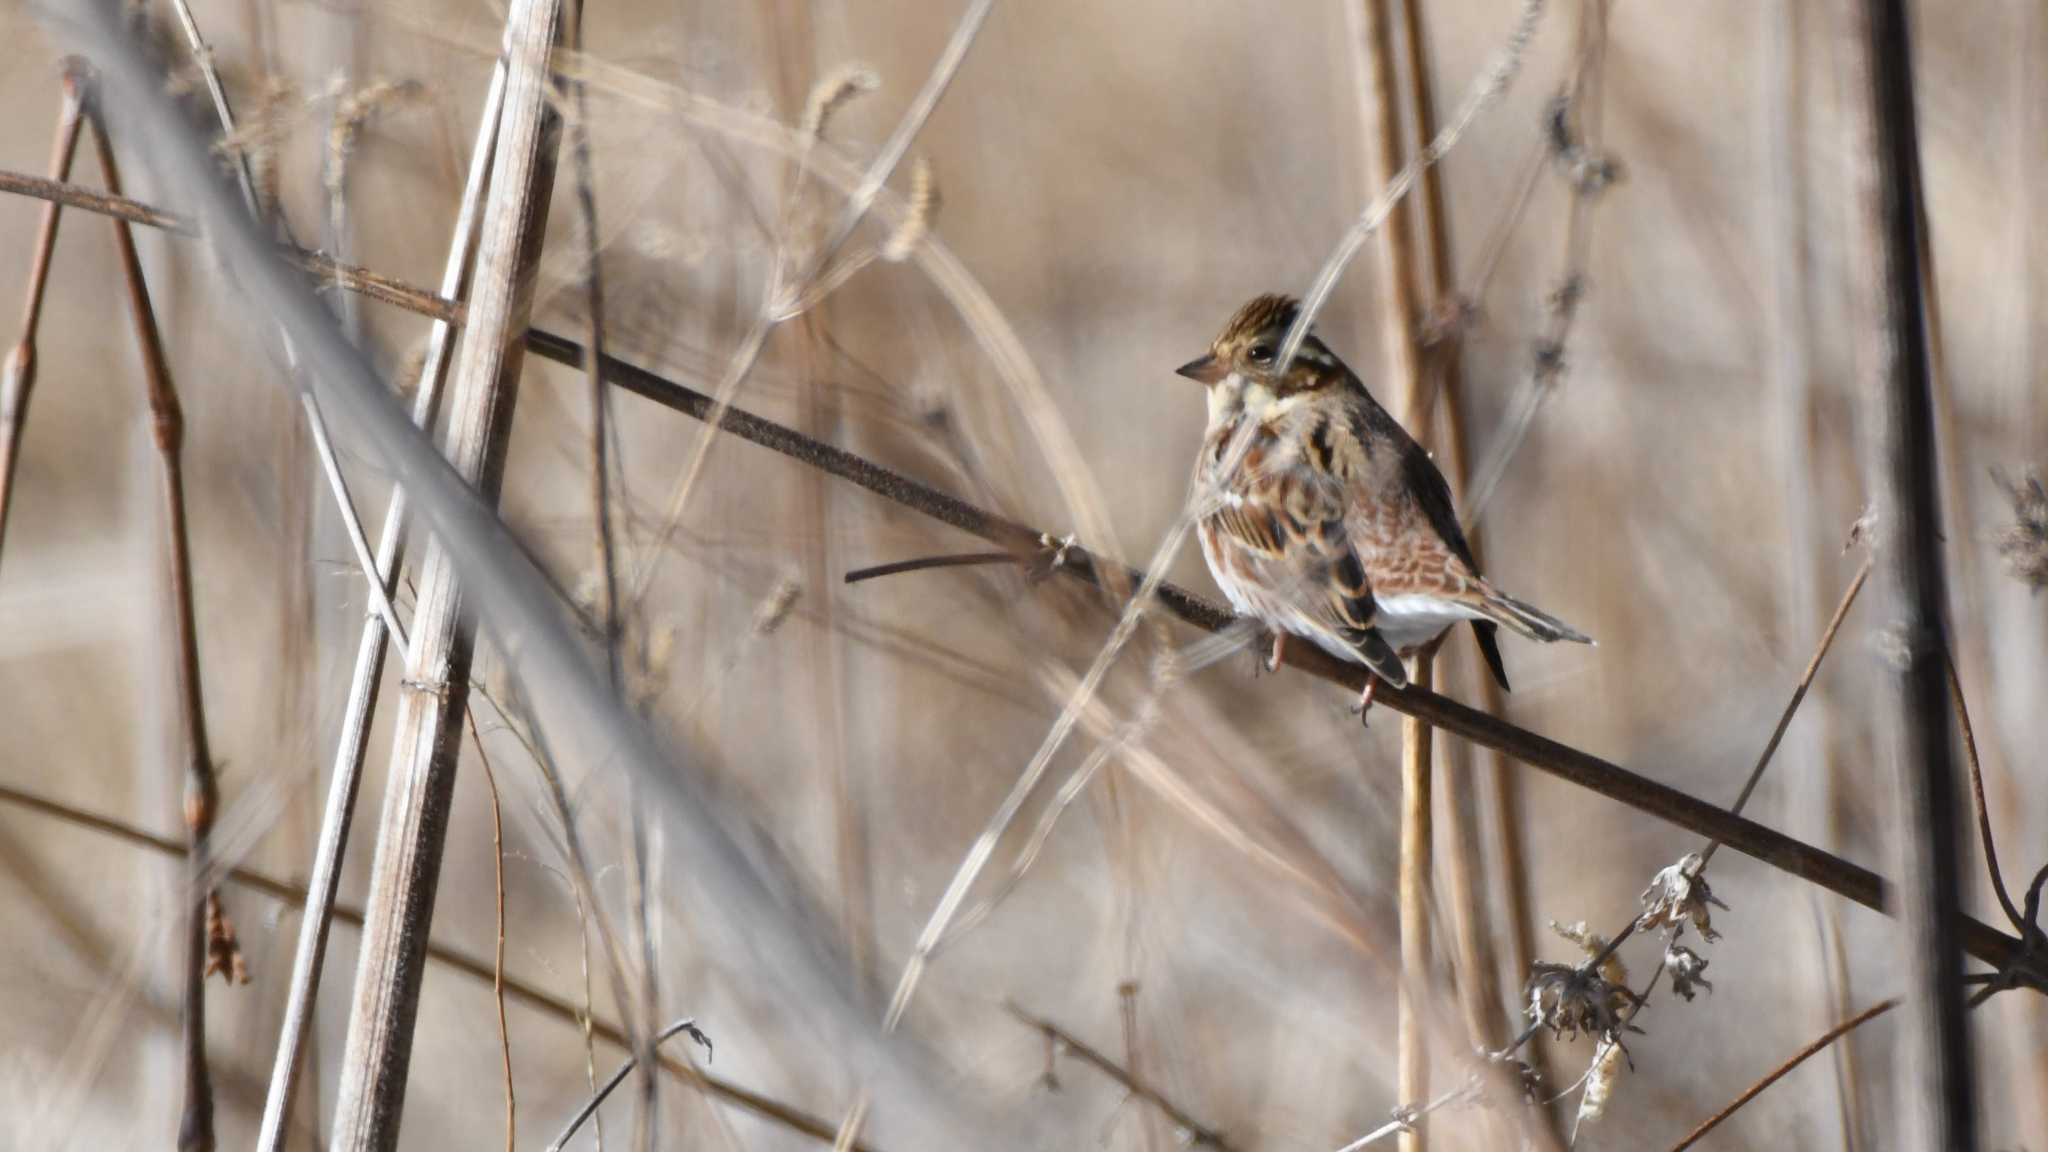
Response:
[1205, 416, 1409, 685]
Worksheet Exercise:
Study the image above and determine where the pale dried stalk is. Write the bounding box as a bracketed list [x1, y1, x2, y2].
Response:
[1348, 0, 1433, 1145]
[255, 54, 510, 1152]
[0, 65, 84, 561]
[329, 0, 564, 1143]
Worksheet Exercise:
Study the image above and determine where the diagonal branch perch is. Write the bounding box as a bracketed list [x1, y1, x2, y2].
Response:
[522, 329, 2044, 988]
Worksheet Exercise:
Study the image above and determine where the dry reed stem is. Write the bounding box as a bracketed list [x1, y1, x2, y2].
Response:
[530, 332, 2047, 986]
[81, 90, 228, 1152]
[0, 66, 83, 561]
[1945, 651, 2021, 930]
[1663, 999, 1899, 1152]
[1277, 0, 1547, 373]
[1347, 4, 1433, 1145]
[329, 0, 564, 1143]
[254, 52, 510, 1152]
[1843, 1, 1978, 1146]
[1006, 1003, 1234, 1152]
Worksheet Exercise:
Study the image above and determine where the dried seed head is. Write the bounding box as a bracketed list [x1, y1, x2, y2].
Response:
[1638, 853, 1728, 941]
[802, 63, 880, 139]
[1993, 469, 2048, 591]
[1665, 943, 1713, 1002]
[1525, 961, 1637, 1043]
[881, 155, 940, 262]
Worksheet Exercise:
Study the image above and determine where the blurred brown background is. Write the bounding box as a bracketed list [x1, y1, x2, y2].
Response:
[0, 0, 2042, 1148]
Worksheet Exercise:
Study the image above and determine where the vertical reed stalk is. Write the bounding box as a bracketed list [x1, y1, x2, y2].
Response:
[327, 0, 564, 1144]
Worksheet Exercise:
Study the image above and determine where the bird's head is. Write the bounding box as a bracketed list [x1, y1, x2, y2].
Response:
[1175, 294, 1343, 400]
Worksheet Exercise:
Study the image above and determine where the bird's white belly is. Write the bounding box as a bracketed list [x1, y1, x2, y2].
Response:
[1373, 594, 1483, 653]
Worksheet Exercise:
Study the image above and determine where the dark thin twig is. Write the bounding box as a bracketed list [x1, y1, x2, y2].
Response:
[546, 1017, 713, 1152]
[84, 88, 230, 1152]
[0, 168, 461, 323]
[843, 551, 1018, 584]
[521, 328, 2045, 987]
[0, 65, 85, 561]
[1944, 649, 2022, 930]
[1664, 999, 1901, 1152]
[1005, 1003, 1235, 1152]
[1846, 0, 1977, 1148]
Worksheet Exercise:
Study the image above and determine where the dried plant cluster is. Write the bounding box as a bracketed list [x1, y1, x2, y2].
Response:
[0, 2, 2044, 1152]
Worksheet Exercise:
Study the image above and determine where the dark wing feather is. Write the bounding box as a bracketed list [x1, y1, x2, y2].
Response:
[1398, 441, 1513, 692]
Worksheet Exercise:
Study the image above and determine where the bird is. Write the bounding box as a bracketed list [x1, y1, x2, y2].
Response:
[1177, 293, 1590, 720]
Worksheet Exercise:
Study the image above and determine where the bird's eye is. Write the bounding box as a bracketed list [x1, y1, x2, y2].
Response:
[1247, 343, 1275, 364]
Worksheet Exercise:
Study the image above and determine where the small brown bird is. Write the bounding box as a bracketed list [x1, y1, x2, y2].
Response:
[1179, 294, 1590, 717]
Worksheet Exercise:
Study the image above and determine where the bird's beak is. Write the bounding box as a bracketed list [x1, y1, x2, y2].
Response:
[1175, 353, 1225, 385]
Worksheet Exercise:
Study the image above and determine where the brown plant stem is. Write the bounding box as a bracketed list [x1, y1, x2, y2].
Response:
[465, 709, 517, 1152]
[0, 168, 461, 323]
[1843, 0, 1977, 1147]
[83, 92, 225, 1152]
[525, 330, 2046, 987]
[328, 0, 564, 1145]
[0, 65, 85, 562]
[1663, 999, 1899, 1152]
[1946, 649, 2021, 930]
[1349, 3, 1431, 1141]
[1005, 1003, 1234, 1152]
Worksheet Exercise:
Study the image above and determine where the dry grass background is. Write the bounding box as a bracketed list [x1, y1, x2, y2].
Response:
[0, 0, 2042, 1149]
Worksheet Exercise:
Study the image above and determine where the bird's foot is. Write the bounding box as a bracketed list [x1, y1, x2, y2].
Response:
[1350, 676, 1381, 727]
[1267, 632, 1287, 674]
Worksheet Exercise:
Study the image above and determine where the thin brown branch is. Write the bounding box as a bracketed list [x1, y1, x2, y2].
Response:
[1698, 556, 1873, 869]
[0, 65, 85, 561]
[465, 710, 517, 1152]
[1664, 999, 1899, 1152]
[1005, 1003, 1235, 1152]
[83, 90, 229, 1152]
[1945, 648, 2022, 930]
[526, 330, 2046, 988]
[0, 168, 461, 323]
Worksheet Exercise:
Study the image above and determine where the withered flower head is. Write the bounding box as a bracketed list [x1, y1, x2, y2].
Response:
[1639, 853, 1728, 941]
[1665, 943, 1713, 1002]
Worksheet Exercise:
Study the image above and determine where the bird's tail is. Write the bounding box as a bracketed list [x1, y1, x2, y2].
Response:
[1480, 589, 1593, 645]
